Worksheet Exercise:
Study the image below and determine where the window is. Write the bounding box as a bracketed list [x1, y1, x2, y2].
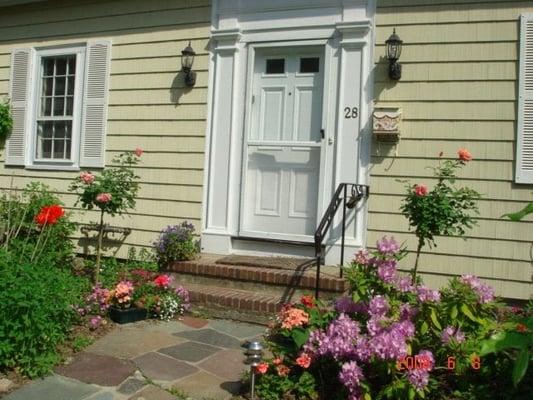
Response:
[299, 57, 319, 73]
[517, 14, 533, 183]
[265, 58, 285, 74]
[6, 41, 111, 169]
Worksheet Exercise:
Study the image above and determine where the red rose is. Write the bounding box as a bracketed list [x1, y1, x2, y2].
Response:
[154, 274, 172, 287]
[35, 205, 65, 225]
[457, 148, 472, 162]
[413, 184, 428, 197]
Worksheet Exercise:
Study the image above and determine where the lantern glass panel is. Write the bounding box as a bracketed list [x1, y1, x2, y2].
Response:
[182, 54, 194, 70]
[387, 42, 401, 60]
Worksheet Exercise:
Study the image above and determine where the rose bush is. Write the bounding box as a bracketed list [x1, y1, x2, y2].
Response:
[254, 236, 532, 400]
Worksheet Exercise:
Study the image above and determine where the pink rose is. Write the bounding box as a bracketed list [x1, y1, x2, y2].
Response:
[414, 184, 428, 197]
[79, 171, 95, 184]
[255, 363, 269, 374]
[134, 147, 144, 157]
[96, 193, 112, 203]
[154, 274, 172, 288]
[457, 148, 472, 162]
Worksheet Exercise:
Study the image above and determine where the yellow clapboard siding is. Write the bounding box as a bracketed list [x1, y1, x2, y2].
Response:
[0, 0, 210, 31]
[109, 71, 208, 90]
[106, 151, 204, 169]
[0, 6, 210, 43]
[0, 177, 203, 203]
[365, 230, 531, 263]
[0, 67, 8, 81]
[377, 2, 533, 25]
[111, 55, 209, 74]
[107, 104, 206, 121]
[371, 158, 513, 180]
[376, 21, 518, 44]
[368, 212, 532, 244]
[392, 101, 515, 121]
[371, 140, 514, 160]
[373, 61, 517, 82]
[374, 42, 516, 63]
[106, 135, 205, 153]
[369, 176, 533, 202]
[395, 120, 515, 140]
[112, 39, 209, 60]
[368, 194, 531, 220]
[108, 120, 206, 136]
[109, 88, 208, 106]
[375, 81, 516, 101]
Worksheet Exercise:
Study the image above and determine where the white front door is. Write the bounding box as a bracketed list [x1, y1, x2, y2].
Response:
[240, 47, 325, 242]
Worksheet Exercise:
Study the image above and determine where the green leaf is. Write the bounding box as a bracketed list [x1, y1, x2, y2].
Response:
[364, 393, 372, 400]
[450, 305, 458, 319]
[480, 332, 529, 355]
[512, 348, 529, 386]
[408, 386, 416, 400]
[460, 304, 478, 323]
[502, 203, 533, 221]
[291, 328, 310, 348]
[420, 321, 428, 335]
[430, 308, 442, 330]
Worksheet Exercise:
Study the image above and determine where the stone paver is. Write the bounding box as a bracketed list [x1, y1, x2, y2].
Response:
[198, 349, 247, 381]
[134, 352, 198, 382]
[117, 378, 147, 395]
[158, 341, 220, 363]
[4, 375, 99, 400]
[180, 315, 209, 329]
[85, 392, 115, 400]
[88, 327, 185, 359]
[172, 371, 240, 400]
[133, 320, 193, 334]
[0, 378, 15, 393]
[55, 352, 136, 387]
[209, 319, 266, 339]
[174, 328, 242, 349]
[128, 385, 177, 400]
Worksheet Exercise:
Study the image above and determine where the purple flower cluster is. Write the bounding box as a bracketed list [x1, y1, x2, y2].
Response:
[417, 285, 441, 302]
[81, 284, 110, 316]
[460, 275, 495, 304]
[407, 350, 434, 390]
[153, 222, 195, 253]
[376, 236, 400, 256]
[377, 260, 398, 283]
[174, 285, 191, 311]
[339, 361, 364, 400]
[335, 296, 367, 315]
[354, 249, 370, 265]
[440, 326, 465, 345]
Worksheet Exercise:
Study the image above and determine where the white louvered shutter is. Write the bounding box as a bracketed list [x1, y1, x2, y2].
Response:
[5, 48, 32, 166]
[517, 14, 533, 183]
[80, 40, 111, 168]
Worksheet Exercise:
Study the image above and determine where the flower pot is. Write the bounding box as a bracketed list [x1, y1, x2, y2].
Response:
[109, 305, 147, 324]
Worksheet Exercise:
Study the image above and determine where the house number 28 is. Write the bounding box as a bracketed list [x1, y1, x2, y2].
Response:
[344, 107, 358, 119]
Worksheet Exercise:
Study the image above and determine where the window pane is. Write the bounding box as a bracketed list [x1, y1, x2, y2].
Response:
[36, 121, 72, 159]
[56, 58, 67, 75]
[53, 139, 66, 159]
[266, 59, 285, 74]
[53, 97, 65, 116]
[43, 77, 53, 96]
[43, 59, 54, 76]
[67, 57, 76, 75]
[67, 76, 75, 95]
[300, 57, 319, 73]
[54, 77, 66, 95]
[41, 97, 52, 116]
[66, 96, 74, 116]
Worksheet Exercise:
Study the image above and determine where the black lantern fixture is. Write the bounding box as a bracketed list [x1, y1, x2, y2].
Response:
[385, 28, 403, 80]
[181, 41, 196, 87]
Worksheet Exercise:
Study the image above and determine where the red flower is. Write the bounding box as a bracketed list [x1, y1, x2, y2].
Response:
[296, 353, 312, 369]
[154, 274, 172, 287]
[517, 323, 527, 333]
[457, 148, 472, 162]
[413, 184, 428, 197]
[35, 205, 65, 225]
[255, 363, 269, 374]
[300, 295, 315, 308]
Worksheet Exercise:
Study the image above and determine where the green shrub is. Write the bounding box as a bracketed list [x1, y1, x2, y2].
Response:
[0, 99, 12, 144]
[0, 250, 88, 377]
[152, 222, 199, 265]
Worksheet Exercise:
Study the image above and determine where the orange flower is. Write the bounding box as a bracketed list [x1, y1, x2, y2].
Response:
[457, 148, 472, 162]
[276, 364, 290, 377]
[273, 357, 283, 366]
[280, 307, 309, 329]
[517, 323, 527, 333]
[255, 363, 269, 374]
[300, 295, 315, 308]
[296, 353, 312, 369]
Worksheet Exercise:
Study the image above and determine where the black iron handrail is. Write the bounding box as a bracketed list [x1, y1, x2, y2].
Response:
[314, 183, 370, 298]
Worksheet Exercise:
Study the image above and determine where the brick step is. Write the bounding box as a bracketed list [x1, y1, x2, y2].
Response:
[184, 283, 283, 324]
[167, 260, 347, 293]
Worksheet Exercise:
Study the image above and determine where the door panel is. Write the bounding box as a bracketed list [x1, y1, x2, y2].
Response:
[241, 47, 324, 241]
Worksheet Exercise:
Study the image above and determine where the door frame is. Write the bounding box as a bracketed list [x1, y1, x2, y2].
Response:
[238, 42, 330, 242]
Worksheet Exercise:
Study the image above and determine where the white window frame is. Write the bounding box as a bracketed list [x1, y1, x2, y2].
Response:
[27, 45, 86, 170]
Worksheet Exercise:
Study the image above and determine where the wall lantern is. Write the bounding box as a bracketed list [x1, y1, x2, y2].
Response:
[181, 41, 196, 87]
[385, 29, 402, 80]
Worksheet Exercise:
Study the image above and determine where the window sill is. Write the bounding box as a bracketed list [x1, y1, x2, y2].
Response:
[25, 164, 80, 172]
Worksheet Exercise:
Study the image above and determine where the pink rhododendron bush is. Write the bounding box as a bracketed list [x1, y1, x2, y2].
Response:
[255, 237, 532, 400]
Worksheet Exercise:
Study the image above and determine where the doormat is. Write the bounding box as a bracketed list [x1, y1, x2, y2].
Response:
[215, 255, 315, 271]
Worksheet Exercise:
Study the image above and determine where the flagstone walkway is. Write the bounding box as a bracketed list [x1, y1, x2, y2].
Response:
[4, 317, 266, 400]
